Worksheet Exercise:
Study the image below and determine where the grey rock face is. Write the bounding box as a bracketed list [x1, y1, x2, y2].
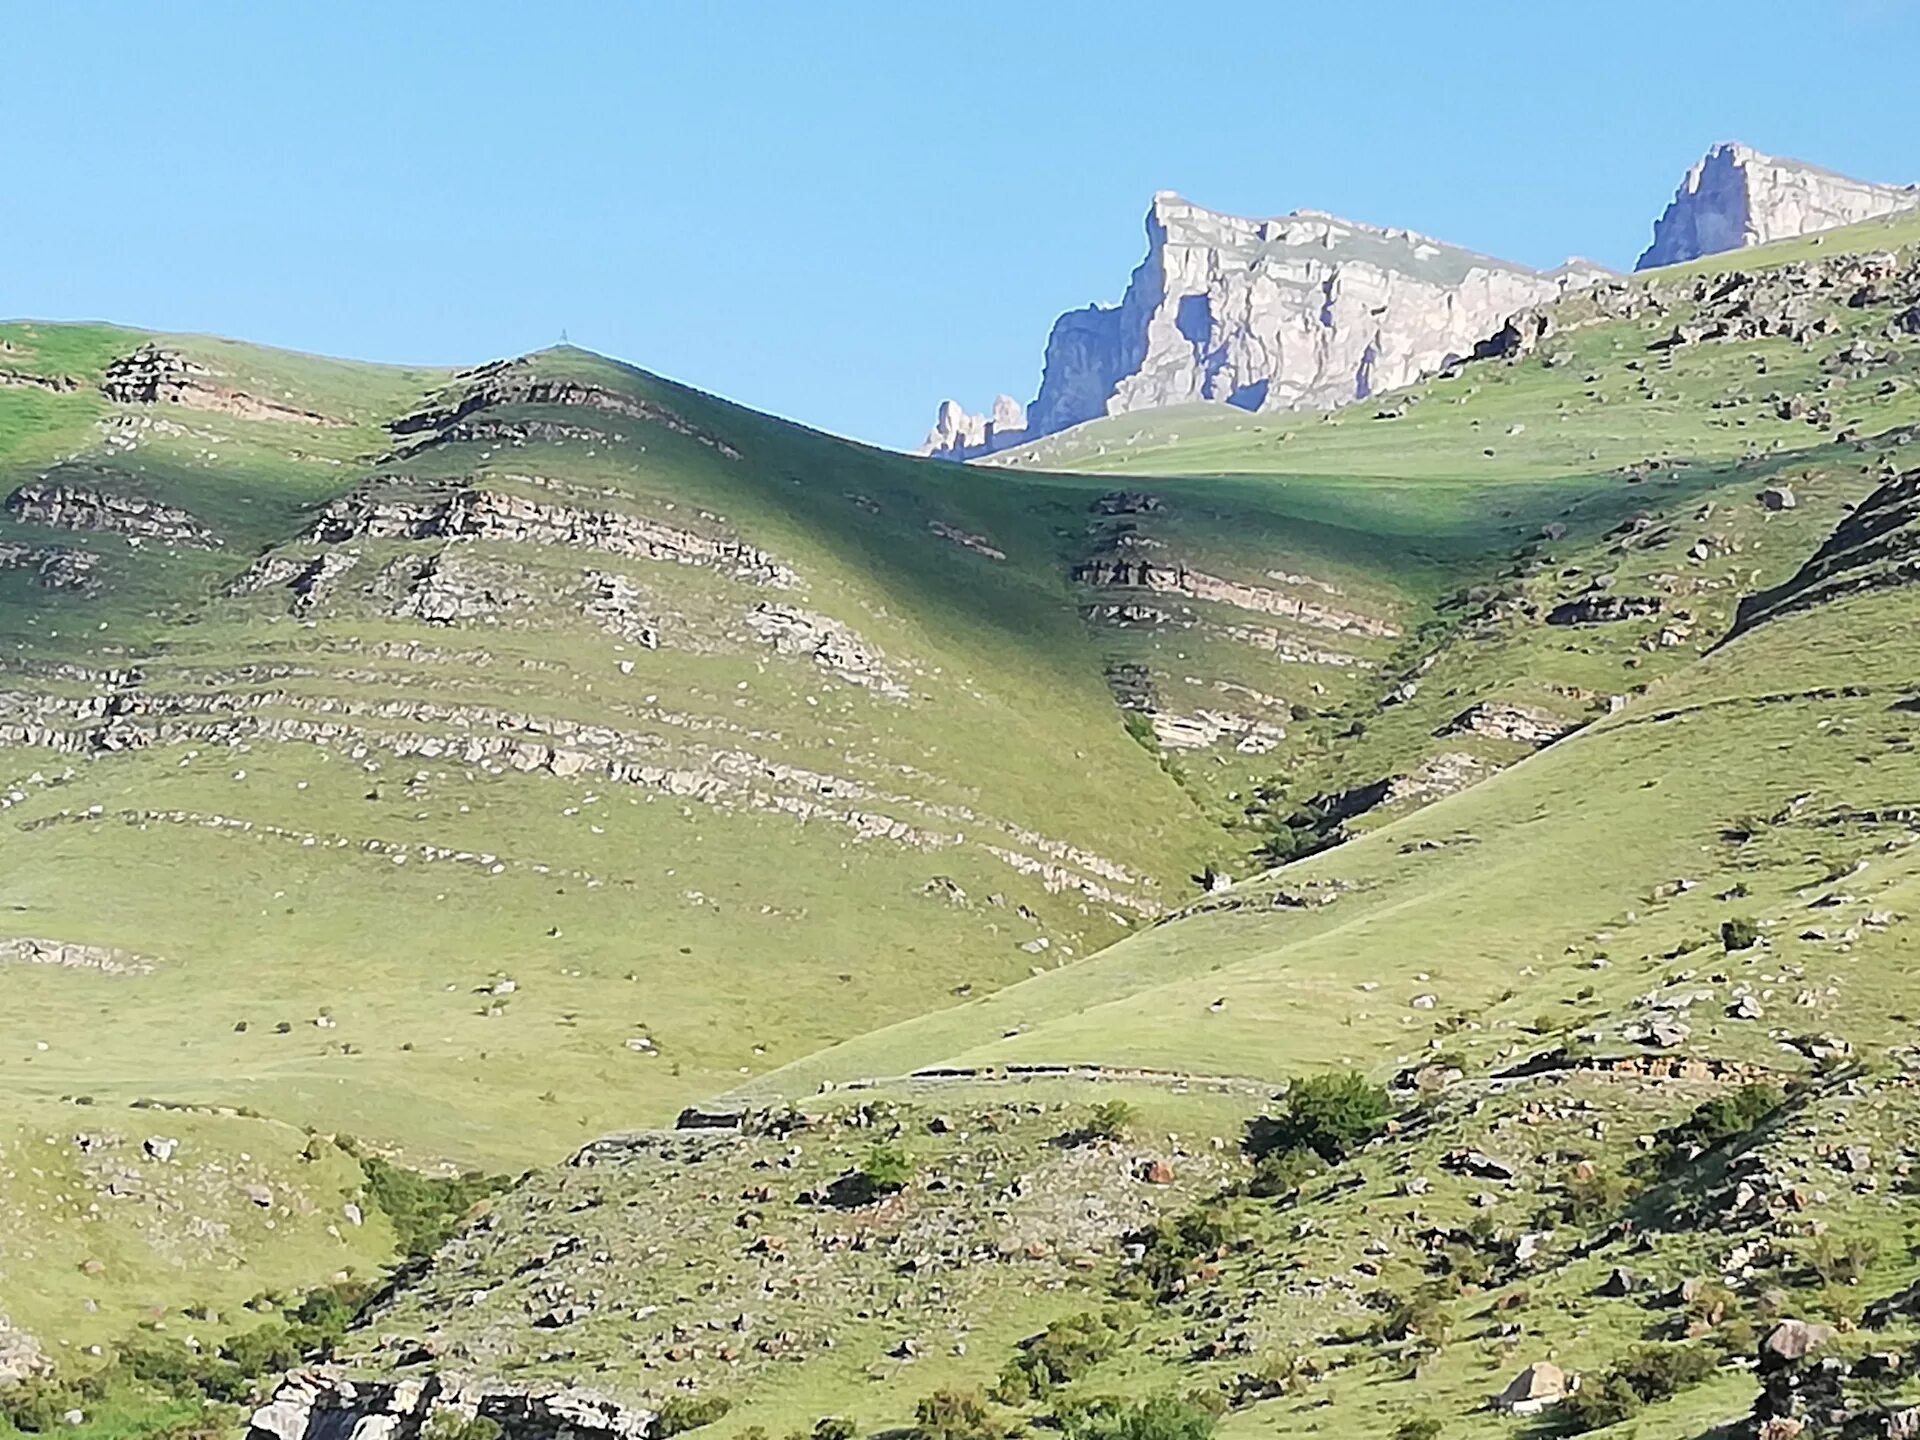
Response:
[920, 394, 1027, 460]
[248, 1370, 654, 1440]
[1637, 142, 1917, 271]
[926, 192, 1601, 457]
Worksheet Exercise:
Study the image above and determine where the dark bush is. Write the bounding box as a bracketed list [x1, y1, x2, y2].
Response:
[1560, 1373, 1642, 1432]
[994, 1311, 1126, 1403]
[1122, 1205, 1232, 1299]
[1055, 1394, 1216, 1440]
[1613, 1344, 1716, 1403]
[1721, 916, 1761, 951]
[0, 1379, 86, 1433]
[358, 1154, 510, 1259]
[1640, 1084, 1780, 1177]
[1248, 1146, 1320, 1199]
[912, 1388, 1007, 1440]
[1247, 1072, 1392, 1164]
[1562, 1345, 1717, 1432]
[1558, 1162, 1638, 1223]
[654, 1395, 732, 1438]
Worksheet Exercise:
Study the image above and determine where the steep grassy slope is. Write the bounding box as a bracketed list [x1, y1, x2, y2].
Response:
[0, 321, 1407, 1371]
[15, 209, 1920, 1440]
[248, 218, 1920, 1440]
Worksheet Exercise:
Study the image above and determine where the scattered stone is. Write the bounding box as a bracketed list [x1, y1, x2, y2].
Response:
[1495, 1361, 1569, 1415]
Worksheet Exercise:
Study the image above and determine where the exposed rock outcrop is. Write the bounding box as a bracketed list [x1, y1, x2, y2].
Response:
[1437, 700, 1578, 747]
[1545, 594, 1662, 627]
[0, 1315, 45, 1384]
[382, 552, 529, 626]
[309, 483, 794, 586]
[390, 362, 742, 460]
[0, 369, 80, 395]
[927, 520, 1005, 560]
[921, 394, 1028, 461]
[928, 192, 1603, 453]
[230, 552, 360, 612]
[0, 540, 100, 593]
[248, 1370, 654, 1440]
[1729, 467, 1920, 637]
[5, 477, 218, 548]
[1149, 709, 1284, 755]
[745, 604, 907, 698]
[0, 936, 154, 975]
[1074, 554, 1397, 637]
[1637, 143, 1917, 271]
[101, 345, 342, 425]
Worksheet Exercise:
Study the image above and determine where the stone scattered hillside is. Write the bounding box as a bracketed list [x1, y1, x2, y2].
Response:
[16, 200, 1920, 1440]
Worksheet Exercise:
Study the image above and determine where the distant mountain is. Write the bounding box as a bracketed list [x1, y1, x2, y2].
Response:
[923, 193, 1604, 459]
[1636, 141, 1917, 270]
[928, 145, 1920, 457]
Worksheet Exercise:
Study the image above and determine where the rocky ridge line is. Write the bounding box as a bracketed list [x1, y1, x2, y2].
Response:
[927, 191, 1604, 458]
[1638, 142, 1918, 270]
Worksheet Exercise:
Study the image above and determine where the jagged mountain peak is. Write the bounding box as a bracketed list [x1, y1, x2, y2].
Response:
[1636, 140, 1918, 270]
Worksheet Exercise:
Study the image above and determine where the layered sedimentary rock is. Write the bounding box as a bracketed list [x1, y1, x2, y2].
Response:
[924, 192, 1603, 457]
[101, 344, 342, 425]
[5, 477, 219, 548]
[1637, 142, 1917, 270]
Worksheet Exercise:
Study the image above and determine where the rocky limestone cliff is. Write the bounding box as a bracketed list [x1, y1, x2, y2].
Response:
[919, 394, 1027, 459]
[1636, 142, 1917, 271]
[924, 192, 1603, 458]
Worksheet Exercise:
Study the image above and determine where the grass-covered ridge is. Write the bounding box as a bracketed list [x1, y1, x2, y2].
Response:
[11, 208, 1920, 1440]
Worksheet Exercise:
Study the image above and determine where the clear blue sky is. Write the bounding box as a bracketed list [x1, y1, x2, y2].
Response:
[5, 0, 1916, 450]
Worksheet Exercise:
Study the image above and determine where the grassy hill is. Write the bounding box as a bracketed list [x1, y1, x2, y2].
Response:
[8, 207, 1920, 1440]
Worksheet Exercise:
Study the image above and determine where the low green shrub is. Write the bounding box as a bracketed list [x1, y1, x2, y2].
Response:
[1246, 1073, 1391, 1165]
[993, 1310, 1128, 1403]
[912, 1388, 1007, 1440]
[1055, 1394, 1216, 1440]
[654, 1395, 731, 1438]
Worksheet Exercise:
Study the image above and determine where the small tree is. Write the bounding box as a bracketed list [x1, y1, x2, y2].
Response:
[1248, 1147, 1320, 1199]
[1560, 1374, 1641, 1433]
[1248, 1072, 1392, 1164]
[1560, 1162, 1637, 1223]
[994, 1311, 1127, 1403]
[1721, 916, 1761, 951]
